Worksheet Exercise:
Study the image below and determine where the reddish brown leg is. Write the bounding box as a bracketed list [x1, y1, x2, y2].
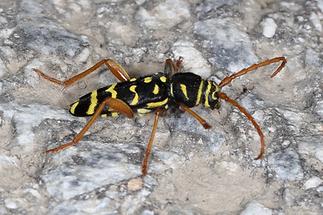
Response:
[218, 92, 265, 160]
[34, 59, 131, 88]
[175, 56, 184, 72]
[164, 57, 184, 75]
[219, 57, 287, 88]
[46, 97, 134, 153]
[179, 104, 211, 129]
[141, 109, 163, 176]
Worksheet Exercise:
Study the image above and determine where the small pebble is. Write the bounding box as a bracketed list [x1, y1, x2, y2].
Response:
[240, 201, 272, 215]
[262, 18, 277, 38]
[304, 177, 323, 190]
[127, 177, 144, 192]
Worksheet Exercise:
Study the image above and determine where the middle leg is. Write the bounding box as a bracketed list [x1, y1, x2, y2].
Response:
[141, 109, 163, 176]
[179, 104, 211, 129]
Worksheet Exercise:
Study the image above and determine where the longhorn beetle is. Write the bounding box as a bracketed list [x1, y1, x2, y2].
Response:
[34, 56, 286, 176]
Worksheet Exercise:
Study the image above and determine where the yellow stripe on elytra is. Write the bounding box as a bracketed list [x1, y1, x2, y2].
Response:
[160, 76, 167, 83]
[180, 84, 189, 100]
[105, 83, 117, 98]
[144, 77, 152, 83]
[204, 81, 212, 108]
[146, 98, 168, 108]
[86, 90, 98, 115]
[170, 83, 174, 97]
[129, 85, 139, 105]
[70, 101, 79, 114]
[137, 108, 151, 114]
[111, 112, 119, 117]
[195, 80, 204, 105]
[153, 84, 159, 95]
[130, 78, 136, 82]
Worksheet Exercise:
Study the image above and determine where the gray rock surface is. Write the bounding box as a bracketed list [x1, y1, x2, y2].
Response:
[0, 0, 322, 214]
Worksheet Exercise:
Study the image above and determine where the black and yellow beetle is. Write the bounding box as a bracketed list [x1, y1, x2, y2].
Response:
[34, 56, 286, 175]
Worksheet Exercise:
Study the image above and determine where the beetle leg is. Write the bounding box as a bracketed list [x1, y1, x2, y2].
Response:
[46, 97, 134, 153]
[33, 59, 131, 88]
[218, 92, 265, 160]
[179, 104, 211, 129]
[163, 56, 184, 76]
[175, 56, 184, 72]
[219, 57, 287, 87]
[141, 109, 163, 176]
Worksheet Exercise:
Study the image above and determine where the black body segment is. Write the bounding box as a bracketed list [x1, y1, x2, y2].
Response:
[69, 72, 223, 117]
[69, 73, 169, 117]
[169, 72, 205, 107]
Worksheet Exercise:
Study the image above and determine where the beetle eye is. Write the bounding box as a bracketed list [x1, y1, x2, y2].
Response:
[211, 91, 217, 100]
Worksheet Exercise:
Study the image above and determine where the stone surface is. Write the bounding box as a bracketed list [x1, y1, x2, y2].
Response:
[0, 0, 322, 214]
[240, 201, 272, 215]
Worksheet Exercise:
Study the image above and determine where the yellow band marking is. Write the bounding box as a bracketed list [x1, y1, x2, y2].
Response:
[130, 78, 136, 82]
[144, 77, 152, 83]
[129, 85, 139, 105]
[196, 80, 204, 105]
[180, 84, 189, 100]
[160, 76, 167, 83]
[153, 84, 159, 95]
[211, 84, 221, 100]
[86, 90, 98, 115]
[105, 84, 117, 98]
[146, 98, 168, 108]
[170, 83, 174, 97]
[204, 81, 212, 108]
[70, 101, 79, 114]
[111, 112, 119, 117]
[137, 108, 151, 114]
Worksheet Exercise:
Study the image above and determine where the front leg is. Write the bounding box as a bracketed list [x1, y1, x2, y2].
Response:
[163, 57, 184, 76]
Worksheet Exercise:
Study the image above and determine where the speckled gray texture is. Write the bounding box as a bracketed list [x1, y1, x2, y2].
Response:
[0, 0, 322, 214]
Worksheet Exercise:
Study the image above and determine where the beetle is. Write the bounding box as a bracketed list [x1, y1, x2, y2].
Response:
[34, 56, 286, 175]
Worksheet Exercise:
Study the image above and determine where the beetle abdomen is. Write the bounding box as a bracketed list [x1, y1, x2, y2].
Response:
[69, 73, 169, 117]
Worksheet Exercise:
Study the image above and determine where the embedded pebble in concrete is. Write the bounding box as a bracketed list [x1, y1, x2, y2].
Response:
[261, 18, 277, 38]
[0, 0, 322, 214]
[304, 177, 323, 190]
[240, 201, 272, 215]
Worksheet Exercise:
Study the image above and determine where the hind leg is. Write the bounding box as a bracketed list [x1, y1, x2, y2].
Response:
[46, 97, 134, 153]
[34, 59, 131, 88]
